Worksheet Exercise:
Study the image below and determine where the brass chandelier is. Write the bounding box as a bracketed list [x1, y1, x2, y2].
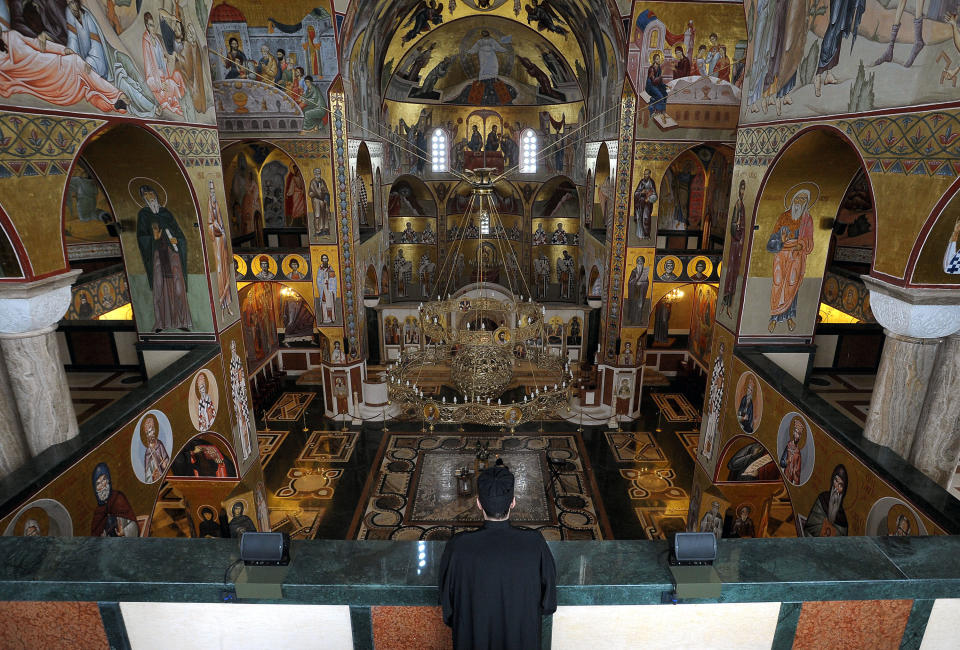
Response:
[386, 169, 573, 428]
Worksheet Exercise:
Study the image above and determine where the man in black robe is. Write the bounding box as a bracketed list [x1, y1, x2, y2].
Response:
[439, 465, 556, 650]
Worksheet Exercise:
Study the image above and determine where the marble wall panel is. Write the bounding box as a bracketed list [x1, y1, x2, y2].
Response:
[371, 606, 452, 650]
[919, 598, 960, 650]
[551, 603, 780, 650]
[0, 601, 107, 648]
[793, 600, 912, 650]
[120, 602, 352, 649]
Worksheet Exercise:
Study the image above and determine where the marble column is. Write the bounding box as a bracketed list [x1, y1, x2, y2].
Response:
[861, 277, 960, 460]
[909, 333, 960, 487]
[0, 344, 28, 478]
[861, 331, 940, 458]
[0, 271, 81, 457]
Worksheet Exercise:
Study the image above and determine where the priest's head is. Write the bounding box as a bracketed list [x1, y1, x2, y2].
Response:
[476, 466, 515, 520]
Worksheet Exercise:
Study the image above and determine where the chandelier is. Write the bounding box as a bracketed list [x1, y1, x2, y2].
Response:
[386, 169, 573, 428]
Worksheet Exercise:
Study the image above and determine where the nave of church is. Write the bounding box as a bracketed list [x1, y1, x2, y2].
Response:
[0, 0, 960, 647]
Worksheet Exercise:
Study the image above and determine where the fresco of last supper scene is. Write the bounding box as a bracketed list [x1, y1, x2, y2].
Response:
[0, 0, 959, 647]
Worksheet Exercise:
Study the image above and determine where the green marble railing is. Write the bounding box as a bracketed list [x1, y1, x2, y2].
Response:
[1, 535, 958, 605]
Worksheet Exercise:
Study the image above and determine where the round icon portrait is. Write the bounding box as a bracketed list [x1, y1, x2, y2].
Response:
[776, 412, 815, 487]
[494, 326, 512, 345]
[130, 409, 174, 484]
[234, 254, 247, 280]
[842, 283, 860, 314]
[3, 499, 73, 537]
[423, 402, 440, 422]
[656, 255, 683, 282]
[188, 369, 220, 432]
[282, 254, 308, 280]
[687, 256, 713, 281]
[252, 254, 277, 280]
[99, 281, 117, 310]
[822, 275, 840, 304]
[73, 289, 96, 319]
[734, 371, 763, 434]
[864, 497, 927, 537]
[504, 406, 522, 426]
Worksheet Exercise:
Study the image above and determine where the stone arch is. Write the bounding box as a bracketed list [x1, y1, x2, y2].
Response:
[738, 126, 866, 338]
[77, 122, 215, 336]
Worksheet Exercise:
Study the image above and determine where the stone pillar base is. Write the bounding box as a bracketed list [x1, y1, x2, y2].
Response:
[0, 344, 28, 478]
[0, 326, 79, 456]
[862, 331, 939, 458]
[0, 270, 82, 458]
[909, 334, 960, 487]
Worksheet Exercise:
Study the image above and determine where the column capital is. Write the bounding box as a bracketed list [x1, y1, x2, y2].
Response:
[0, 270, 82, 335]
[861, 275, 960, 339]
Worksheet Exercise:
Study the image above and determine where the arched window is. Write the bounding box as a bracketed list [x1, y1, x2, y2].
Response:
[431, 128, 447, 172]
[521, 129, 537, 173]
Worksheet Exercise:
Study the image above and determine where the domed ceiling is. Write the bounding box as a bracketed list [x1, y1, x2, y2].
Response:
[342, 0, 625, 130]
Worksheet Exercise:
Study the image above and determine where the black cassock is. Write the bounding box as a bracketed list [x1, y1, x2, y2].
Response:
[439, 520, 557, 650]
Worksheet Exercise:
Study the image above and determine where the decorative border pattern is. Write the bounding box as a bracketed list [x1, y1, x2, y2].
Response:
[601, 90, 636, 362]
[0, 113, 103, 178]
[633, 142, 699, 162]
[154, 125, 221, 167]
[733, 124, 802, 167]
[329, 90, 360, 354]
[836, 112, 960, 177]
[277, 139, 333, 159]
[736, 112, 960, 176]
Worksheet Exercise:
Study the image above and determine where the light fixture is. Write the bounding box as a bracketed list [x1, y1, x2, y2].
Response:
[386, 168, 572, 428]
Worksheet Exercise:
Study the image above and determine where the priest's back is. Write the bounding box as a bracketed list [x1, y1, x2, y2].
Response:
[439, 520, 557, 650]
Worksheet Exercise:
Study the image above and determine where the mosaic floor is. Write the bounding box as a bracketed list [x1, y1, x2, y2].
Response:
[650, 393, 701, 422]
[67, 370, 143, 424]
[256, 378, 702, 541]
[264, 392, 316, 421]
[352, 432, 609, 541]
[806, 372, 875, 428]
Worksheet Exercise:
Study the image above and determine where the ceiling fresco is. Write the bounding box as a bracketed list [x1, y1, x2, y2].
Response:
[341, 0, 625, 135]
[383, 17, 583, 106]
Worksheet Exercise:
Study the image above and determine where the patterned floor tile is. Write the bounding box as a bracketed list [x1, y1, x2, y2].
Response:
[651, 393, 701, 422]
[604, 431, 667, 463]
[264, 392, 316, 421]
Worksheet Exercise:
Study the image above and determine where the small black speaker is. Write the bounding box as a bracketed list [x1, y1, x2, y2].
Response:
[671, 532, 717, 566]
[239, 532, 290, 566]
